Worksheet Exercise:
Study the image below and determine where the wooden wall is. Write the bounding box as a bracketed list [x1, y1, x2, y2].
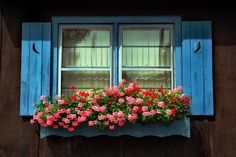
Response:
[0, 1, 236, 156]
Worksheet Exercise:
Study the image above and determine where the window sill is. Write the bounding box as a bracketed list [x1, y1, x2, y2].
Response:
[40, 118, 190, 138]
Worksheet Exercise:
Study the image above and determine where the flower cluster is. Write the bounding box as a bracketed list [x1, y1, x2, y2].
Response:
[30, 80, 190, 132]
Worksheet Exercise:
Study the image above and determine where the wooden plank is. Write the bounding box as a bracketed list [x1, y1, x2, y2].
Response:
[29, 23, 42, 114]
[203, 21, 214, 115]
[190, 21, 205, 115]
[20, 23, 30, 115]
[42, 23, 51, 96]
[182, 22, 191, 99]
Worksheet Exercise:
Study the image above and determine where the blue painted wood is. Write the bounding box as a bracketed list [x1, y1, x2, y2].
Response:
[40, 118, 190, 138]
[52, 16, 181, 24]
[52, 16, 182, 96]
[20, 23, 51, 116]
[182, 22, 191, 101]
[29, 23, 43, 115]
[113, 23, 118, 85]
[42, 23, 51, 97]
[20, 23, 30, 116]
[174, 19, 182, 87]
[203, 21, 214, 115]
[52, 21, 58, 98]
[182, 21, 213, 115]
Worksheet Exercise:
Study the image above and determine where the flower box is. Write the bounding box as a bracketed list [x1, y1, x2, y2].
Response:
[31, 80, 191, 137]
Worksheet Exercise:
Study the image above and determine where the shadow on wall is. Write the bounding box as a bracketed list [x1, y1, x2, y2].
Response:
[41, 123, 208, 157]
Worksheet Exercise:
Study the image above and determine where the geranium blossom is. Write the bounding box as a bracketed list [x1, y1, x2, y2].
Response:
[30, 80, 190, 132]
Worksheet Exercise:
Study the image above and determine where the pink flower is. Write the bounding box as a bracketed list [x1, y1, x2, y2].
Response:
[68, 127, 75, 132]
[104, 121, 109, 126]
[46, 120, 53, 126]
[98, 115, 107, 120]
[43, 100, 48, 105]
[178, 94, 186, 99]
[53, 112, 60, 119]
[136, 98, 143, 105]
[118, 121, 125, 127]
[67, 114, 76, 119]
[132, 106, 139, 113]
[122, 79, 126, 83]
[118, 98, 125, 104]
[72, 121, 78, 127]
[44, 107, 50, 113]
[30, 119, 34, 124]
[53, 125, 59, 129]
[99, 106, 106, 112]
[166, 109, 172, 115]
[88, 121, 97, 126]
[158, 101, 167, 108]
[55, 95, 60, 100]
[107, 114, 115, 122]
[58, 100, 68, 105]
[40, 95, 46, 101]
[78, 102, 84, 108]
[142, 106, 148, 112]
[62, 118, 70, 124]
[156, 109, 162, 114]
[126, 96, 135, 105]
[109, 125, 115, 130]
[117, 111, 125, 117]
[78, 117, 87, 123]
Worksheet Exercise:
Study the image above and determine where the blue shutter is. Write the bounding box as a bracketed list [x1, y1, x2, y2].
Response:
[20, 23, 51, 116]
[182, 21, 214, 115]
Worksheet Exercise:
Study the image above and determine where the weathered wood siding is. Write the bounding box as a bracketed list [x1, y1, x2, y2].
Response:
[0, 1, 236, 156]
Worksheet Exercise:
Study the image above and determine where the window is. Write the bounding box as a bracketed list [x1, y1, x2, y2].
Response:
[58, 23, 174, 95]
[20, 17, 214, 116]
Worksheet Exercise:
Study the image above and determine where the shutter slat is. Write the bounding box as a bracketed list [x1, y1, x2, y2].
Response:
[20, 22, 51, 116]
[29, 24, 43, 115]
[42, 23, 51, 96]
[182, 22, 191, 99]
[182, 21, 214, 115]
[203, 22, 214, 115]
[191, 22, 205, 115]
[20, 23, 30, 115]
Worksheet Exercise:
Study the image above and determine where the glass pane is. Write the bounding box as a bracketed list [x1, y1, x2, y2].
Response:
[62, 47, 109, 67]
[63, 28, 111, 47]
[122, 47, 170, 67]
[61, 26, 111, 67]
[122, 71, 171, 89]
[61, 71, 110, 95]
[122, 27, 170, 46]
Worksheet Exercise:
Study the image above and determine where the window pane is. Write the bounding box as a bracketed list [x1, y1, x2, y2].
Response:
[62, 27, 111, 67]
[63, 28, 111, 47]
[122, 27, 171, 67]
[122, 28, 170, 46]
[62, 47, 109, 67]
[122, 47, 170, 67]
[122, 71, 171, 89]
[61, 71, 110, 95]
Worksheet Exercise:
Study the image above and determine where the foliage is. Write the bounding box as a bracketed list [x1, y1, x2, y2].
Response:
[30, 80, 190, 132]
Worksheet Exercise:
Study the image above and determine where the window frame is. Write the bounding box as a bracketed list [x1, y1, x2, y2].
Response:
[52, 16, 182, 97]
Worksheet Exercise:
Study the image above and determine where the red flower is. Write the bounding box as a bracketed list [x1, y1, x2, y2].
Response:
[71, 95, 77, 101]
[171, 108, 177, 115]
[70, 85, 77, 90]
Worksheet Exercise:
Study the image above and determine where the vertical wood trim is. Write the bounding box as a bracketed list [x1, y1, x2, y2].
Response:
[203, 21, 214, 115]
[42, 23, 51, 96]
[29, 23, 43, 114]
[182, 22, 191, 105]
[174, 20, 182, 87]
[52, 20, 58, 98]
[190, 22, 205, 115]
[20, 23, 30, 115]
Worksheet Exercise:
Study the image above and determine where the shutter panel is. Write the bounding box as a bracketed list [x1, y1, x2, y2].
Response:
[20, 23, 51, 116]
[182, 21, 214, 115]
